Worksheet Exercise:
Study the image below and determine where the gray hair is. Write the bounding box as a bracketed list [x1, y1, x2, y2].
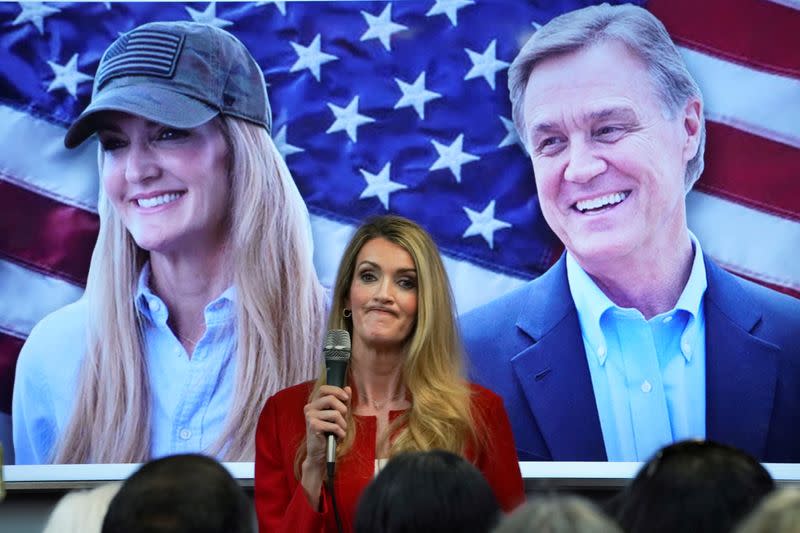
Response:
[734, 488, 800, 533]
[493, 495, 622, 533]
[508, 4, 706, 190]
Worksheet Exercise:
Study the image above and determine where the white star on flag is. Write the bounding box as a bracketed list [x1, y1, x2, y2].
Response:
[464, 39, 509, 90]
[12, 2, 61, 34]
[326, 96, 375, 142]
[462, 200, 512, 249]
[290, 34, 339, 82]
[498, 116, 526, 153]
[394, 72, 441, 119]
[255, 1, 286, 15]
[359, 162, 407, 210]
[47, 54, 93, 98]
[360, 4, 407, 51]
[429, 134, 479, 183]
[273, 125, 304, 159]
[425, 0, 475, 27]
[185, 2, 234, 28]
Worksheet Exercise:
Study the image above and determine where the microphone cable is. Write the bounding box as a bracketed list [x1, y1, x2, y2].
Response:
[326, 461, 343, 533]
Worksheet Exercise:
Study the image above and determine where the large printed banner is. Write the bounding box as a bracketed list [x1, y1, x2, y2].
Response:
[1, 1, 798, 467]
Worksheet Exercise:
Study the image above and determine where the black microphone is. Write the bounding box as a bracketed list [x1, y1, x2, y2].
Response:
[323, 329, 351, 473]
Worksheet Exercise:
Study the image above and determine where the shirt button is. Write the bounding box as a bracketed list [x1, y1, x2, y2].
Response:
[149, 299, 161, 313]
[641, 380, 652, 393]
[596, 345, 607, 357]
[682, 342, 692, 356]
[662, 315, 673, 324]
[179, 428, 192, 440]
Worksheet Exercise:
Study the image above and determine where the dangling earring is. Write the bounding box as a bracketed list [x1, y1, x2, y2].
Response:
[343, 308, 352, 318]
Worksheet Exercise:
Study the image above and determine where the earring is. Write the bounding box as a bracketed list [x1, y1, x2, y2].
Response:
[343, 308, 352, 318]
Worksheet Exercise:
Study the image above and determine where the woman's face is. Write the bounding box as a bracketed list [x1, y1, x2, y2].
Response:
[97, 112, 231, 255]
[347, 237, 418, 352]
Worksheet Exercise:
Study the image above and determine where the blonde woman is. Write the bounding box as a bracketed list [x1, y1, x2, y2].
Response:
[254, 215, 524, 532]
[12, 21, 325, 464]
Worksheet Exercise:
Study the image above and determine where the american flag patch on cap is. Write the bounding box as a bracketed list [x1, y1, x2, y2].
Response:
[96, 29, 185, 89]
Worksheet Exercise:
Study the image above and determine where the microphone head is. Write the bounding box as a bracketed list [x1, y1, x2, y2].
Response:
[323, 329, 351, 362]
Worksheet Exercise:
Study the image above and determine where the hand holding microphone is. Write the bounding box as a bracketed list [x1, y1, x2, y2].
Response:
[302, 330, 351, 480]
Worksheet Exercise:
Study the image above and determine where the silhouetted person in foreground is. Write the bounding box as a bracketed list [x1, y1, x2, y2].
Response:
[495, 494, 621, 533]
[355, 449, 501, 533]
[613, 440, 774, 533]
[102, 453, 254, 533]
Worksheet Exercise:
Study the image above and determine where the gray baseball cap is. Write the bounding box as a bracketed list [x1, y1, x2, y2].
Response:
[65, 20, 271, 149]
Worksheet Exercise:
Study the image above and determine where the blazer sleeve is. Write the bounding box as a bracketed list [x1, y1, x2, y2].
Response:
[472, 386, 526, 512]
[254, 392, 330, 533]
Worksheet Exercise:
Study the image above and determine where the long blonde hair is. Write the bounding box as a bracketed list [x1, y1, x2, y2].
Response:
[54, 117, 325, 463]
[296, 215, 479, 473]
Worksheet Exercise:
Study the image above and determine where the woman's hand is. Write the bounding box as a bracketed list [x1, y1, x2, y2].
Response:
[300, 385, 351, 508]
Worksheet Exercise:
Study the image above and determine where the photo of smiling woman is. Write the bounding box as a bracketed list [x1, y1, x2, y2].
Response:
[254, 215, 524, 532]
[11, 21, 326, 464]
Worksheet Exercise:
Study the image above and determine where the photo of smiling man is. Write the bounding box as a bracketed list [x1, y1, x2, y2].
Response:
[461, 4, 800, 463]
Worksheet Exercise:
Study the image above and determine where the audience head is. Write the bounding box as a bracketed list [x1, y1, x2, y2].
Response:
[494, 494, 622, 533]
[355, 449, 500, 533]
[615, 440, 774, 533]
[42, 482, 121, 533]
[734, 488, 800, 533]
[101, 454, 254, 533]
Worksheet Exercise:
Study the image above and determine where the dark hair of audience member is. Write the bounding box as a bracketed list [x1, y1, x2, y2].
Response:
[734, 488, 800, 533]
[101, 453, 254, 533]
[614, 440, 774, 533]
[355, 449, 501, 533]
[494, 494, 622, 533]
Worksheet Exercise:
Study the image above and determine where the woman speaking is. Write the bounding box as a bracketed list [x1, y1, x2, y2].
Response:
[255, 215, 524, 532]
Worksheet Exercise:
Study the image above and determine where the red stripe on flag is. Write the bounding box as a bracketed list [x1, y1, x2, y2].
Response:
[694, 121, 800, 221]
[649, 0, 800, 78]
[0, 178, 98, 286]
[0, 333, 24, 414]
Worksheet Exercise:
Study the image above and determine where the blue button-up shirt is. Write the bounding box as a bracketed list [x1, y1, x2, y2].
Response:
[136, 264, 238, 457]
[566, 235, 707, 461]
[12, 263, 238, 463]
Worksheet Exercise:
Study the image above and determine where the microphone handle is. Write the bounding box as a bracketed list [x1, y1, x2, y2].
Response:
[325, 359, 348, 389]
[326, 434, 337, 465]
[324, 358, 349, 466]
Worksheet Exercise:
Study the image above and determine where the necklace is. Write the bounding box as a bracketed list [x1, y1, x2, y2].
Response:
[362, 390, 405, 411]
[174, 328, 203, 350]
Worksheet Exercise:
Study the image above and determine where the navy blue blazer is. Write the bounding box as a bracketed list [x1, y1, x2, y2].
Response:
[461, 254, 800, 462]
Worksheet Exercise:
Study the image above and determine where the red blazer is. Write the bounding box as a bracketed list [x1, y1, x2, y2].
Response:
[254, 381, 524, 533]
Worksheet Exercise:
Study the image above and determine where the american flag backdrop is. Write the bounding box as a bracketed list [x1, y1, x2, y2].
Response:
[0, 1, 798, 464]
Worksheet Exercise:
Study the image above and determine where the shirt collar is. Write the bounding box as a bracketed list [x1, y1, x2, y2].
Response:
[672, 232, 707, 320]
[566, 252, 616, 365]
[566, 232, 707, 365]
[135, 262, 237, 323]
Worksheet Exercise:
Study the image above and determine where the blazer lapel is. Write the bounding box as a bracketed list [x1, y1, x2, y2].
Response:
[510, 256, 607, 461]
[704, 257, 779, 459]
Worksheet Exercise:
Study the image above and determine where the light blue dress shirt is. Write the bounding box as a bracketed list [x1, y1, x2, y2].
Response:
[566, 235, 707, 461]
[12, 263, 238, 464]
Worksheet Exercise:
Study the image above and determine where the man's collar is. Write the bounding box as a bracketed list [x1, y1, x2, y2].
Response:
[565, 232, 707, 365]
